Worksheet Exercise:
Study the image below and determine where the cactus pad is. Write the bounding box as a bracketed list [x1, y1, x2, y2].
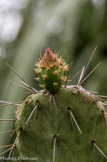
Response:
[15, 86, 107, 162]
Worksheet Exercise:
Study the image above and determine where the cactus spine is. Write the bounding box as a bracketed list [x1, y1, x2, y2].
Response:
[1, 48, 107, 162]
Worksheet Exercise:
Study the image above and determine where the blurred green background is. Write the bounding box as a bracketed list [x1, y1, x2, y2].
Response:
[0, 0, 107, 153]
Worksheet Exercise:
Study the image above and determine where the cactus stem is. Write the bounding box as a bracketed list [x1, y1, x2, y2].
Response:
[91, 140, 107, 159]
[8, 132, 20, 158]
[26, 105, 38, 124]
[0, 147, 12, 156]
[68, 107, 82, 134]
[0, 144, 13, 149]
[0, 129, 17, 135]
[6, 63, 38, 93]
[0, 119, 15, 121]
[53, 135, 57, 162]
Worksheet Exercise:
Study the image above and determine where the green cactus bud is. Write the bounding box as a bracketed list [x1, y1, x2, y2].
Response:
[35, 48, 68, 94]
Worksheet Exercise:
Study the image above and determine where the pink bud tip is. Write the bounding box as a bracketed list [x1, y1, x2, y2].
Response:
[45, 48, 54, 56]
[46, 48, 52, 53]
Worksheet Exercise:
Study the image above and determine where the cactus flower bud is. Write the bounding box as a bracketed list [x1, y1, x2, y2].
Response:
[35, 48, 68, 94]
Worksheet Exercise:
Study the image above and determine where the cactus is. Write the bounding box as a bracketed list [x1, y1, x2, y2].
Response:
[0, 48, 107, 162]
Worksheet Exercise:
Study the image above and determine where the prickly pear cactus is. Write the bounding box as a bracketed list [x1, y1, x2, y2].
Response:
[1, 48, 107, 162]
